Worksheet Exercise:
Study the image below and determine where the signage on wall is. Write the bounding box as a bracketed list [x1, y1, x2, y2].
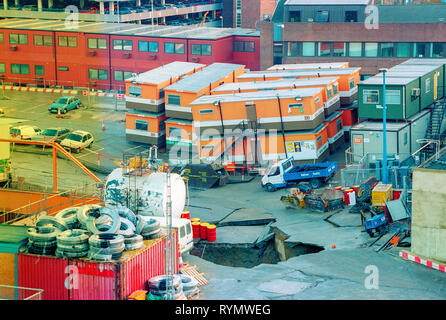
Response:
[354, 137, 362, 143]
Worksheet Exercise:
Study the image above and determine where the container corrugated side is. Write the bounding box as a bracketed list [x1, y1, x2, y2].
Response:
[122, 230, 179, 299]
[17, 253, 69, 300]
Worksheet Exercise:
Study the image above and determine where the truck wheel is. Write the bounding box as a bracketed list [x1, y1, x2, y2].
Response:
[265, 184, 276, 192]
[309, 178, 322, 189]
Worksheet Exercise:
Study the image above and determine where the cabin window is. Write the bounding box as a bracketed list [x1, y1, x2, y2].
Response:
[336, 119, 342, 132]
[363, 90, 379, 104]
[168, 94, 181, 105]
[349, 78, 355, 89]
[333, 82, 339, 95]
[426, 78, 431, 93]
[386, 90, 401, 105]
[128, 85, 142, 97]
[288, 103, 303, 113]
[135, 119, 148, 131]
[327, 86, 333, 99]
[169, 127, 182, 139]
[199, 109, 214, 114]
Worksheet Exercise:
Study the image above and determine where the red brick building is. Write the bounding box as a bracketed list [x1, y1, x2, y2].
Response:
[223, 0, 278, 28]
[0, 18, 260, 91]
[261, 0, 446, 76]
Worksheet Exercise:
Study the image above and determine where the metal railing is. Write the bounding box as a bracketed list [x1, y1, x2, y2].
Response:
[0, 285, 43, 300]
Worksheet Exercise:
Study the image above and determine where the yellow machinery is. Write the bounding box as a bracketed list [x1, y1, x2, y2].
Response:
[371, 183, 393, 207]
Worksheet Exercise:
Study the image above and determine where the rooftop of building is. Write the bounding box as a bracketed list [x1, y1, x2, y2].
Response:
[165, 63, 245, 93]
[361, 65, 443, 85]
[211, 77, 339, 93]
[0, 18, 260, 39]
[401, 58, 446, 66]
[267, 62, 349, 71]
[285, 0, 369, 5]
[190, 87, 323, 105]
[126, 61, 205, 85]
[237, 67, 361, 79]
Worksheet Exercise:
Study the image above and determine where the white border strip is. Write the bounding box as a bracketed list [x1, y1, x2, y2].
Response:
[2, 86, 78, 95]
[399, 251, 446, 273]
[126, 128, 165, 138]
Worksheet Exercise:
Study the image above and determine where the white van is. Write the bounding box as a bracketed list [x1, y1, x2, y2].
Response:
[10, 125, 41, 140]
[142, 216, 194, 254]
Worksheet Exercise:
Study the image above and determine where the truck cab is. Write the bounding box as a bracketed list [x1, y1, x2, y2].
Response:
[148, 216, 194, 254]
[261, 157, 337, 192]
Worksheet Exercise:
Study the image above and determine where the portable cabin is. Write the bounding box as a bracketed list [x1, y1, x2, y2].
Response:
[189, 88, 325, 136]
[125, 61, 205, 113]
[236, 67, 361, 105]
[211, 77, 341, 116]
[163, 63, 245, 120]
[390, 63, 444, 101]
[358, 67, 438, 120]
[165, 118, 196, 156]
[125, 111, 167, 146]
[338, 105, 358, 141]
[267, 62, 349, 71]
[323, 110, 344, 153]
[197, 122, 329, 164]
[350, 109, 431, 163]
[400, 59, 446, 99]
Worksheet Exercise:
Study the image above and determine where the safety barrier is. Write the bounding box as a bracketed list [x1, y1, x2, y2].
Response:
[1, 85, 77, 95]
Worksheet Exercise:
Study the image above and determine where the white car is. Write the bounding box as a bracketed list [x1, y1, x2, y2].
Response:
[60, 130, 94, 153]
[10, 125, 42, 140]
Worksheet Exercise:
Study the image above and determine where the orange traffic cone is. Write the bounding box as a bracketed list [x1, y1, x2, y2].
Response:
[178, 251, 184, 269]
[57, 108, 61, 118]
[101, 121, 105, 131]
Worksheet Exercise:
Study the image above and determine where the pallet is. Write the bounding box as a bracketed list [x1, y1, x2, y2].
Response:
[180, 264, 210, 287]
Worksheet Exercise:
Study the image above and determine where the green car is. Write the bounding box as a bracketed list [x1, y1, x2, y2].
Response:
[48, 96, 82, 114]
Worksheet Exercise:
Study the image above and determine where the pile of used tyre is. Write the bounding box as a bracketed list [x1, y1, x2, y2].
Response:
[147, 274, 199, 300]
[25, 204, 163, 261]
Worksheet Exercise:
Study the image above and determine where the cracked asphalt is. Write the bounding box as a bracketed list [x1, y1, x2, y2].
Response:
[183, 176, 446, 300]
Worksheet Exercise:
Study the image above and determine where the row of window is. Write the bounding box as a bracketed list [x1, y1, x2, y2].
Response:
[283, 42, 445, 58]
[362, 78, 432, 105]
[1, 32, 256, 55]
[288, 9, 359, 23]
[0, 62, 133, 82]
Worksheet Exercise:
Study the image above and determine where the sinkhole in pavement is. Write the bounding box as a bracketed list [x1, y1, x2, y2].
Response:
[190, 235, 324, 268]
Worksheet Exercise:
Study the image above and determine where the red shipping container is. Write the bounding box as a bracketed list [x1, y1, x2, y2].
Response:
[17, 231, 179, 300]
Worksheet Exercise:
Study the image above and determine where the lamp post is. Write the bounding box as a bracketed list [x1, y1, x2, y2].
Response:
[380, 68, 388, 184]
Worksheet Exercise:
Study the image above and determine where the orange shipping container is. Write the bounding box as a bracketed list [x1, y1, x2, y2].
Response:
[198, 123, 329, 164]
[125, 61, 205, 113]
[164, 63, 245, 120]
[190, 88, 325, 136]
[125, 112, 167, 146]
[323, 110, 344, 153]
[236, 67, 361, 105]
[212, 77, 341, 117]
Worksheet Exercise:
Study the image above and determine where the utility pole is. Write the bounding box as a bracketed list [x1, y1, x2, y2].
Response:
[380, 68, 388, 184]
[151, 0, 154, 26]
[164, 171, 175, 300]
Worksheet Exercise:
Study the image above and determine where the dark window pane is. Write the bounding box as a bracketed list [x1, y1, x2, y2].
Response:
[89, 69, 98, 79]
[165, 42, 175, 53]
[380, 43, 394, 57]
[202, 44, 211, 56]
[245, 41, 255, 52]
[135, 120, 148, 131]
[19, 34, 27, 45]
[315, 10, 329, 22]
[123, 40, 132, 51]
[139, 41, 148, 52]
[114, 70, 123, 81]
[11, 64, 20, 74]
[68, 36, 77, 47]
[191, 44, 201, 55]
[333, 42, 346, 57]
[289, 10, 301, 22]
[397, 43, 411, 57]
[113, 39, 122, 50]
[58, 36, 68, 47]
[9, 34, 18, 44]
[35, 65, 44, 76]
[234, 41, 244, 52]
[168, 94, 181, 105]
[433, 43, 444, 58]
[345, 11, 357, 22]
[149, 41, 158, 52]
[98, 69, 108, 80]
[0, 63, 5, 73]
[44, 35, 53, 46]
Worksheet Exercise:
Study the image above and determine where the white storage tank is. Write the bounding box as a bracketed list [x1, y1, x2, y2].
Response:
[104, 169, 186, 218]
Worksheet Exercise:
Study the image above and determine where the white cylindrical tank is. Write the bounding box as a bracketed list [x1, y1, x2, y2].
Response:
[104, 169, 186, 218]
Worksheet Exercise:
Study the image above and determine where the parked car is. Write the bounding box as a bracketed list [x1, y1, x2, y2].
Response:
[60, 130, 94, 153]
[10, 125, 41, 140]
[32, 127, 72, 146]
[48, 96, 82, 114]
[0, 108, 5, 117]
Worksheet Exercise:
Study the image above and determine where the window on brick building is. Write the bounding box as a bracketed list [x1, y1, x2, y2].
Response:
[191, 44, 212, 56]
[10, 33, 28, 45]
[113, 39, 132, 51]
[114, 70, 133, 81]
[302, 42, 315, 56]
[138, 41, 158, 52]
[0, 63, 5, 73]
[396, 43, 411, 57]
[433, 43, 445, 58]
[349, 42, 362, 57]
[289, 11, 301, 22]
[34, 35, 53, 46]
[380, 43, 394, 57]
[318, 42, 331, 57]
[345, 11, 358, 22]
[58, 36, 77, 47]
[89, 68, 108, 80]
[35, 65, 44, 76]
[165, 42, 184, 54]
[315, 10, 329, 22]
[234, 41, 255, 52]
[11, 64, 29, 74]
[88, 38, 107, 49]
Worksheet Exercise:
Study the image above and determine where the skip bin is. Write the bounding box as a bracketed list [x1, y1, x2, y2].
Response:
[17, 253, 70, 300]
[69, 230, 179, 300]
[372, 184, 393, 207]
[17, 230, 179, 300]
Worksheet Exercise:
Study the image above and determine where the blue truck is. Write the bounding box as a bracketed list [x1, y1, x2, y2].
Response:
[261, 157, 337, 192]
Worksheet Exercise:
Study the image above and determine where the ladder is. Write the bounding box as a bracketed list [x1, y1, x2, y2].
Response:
[422, 99, 445, 159]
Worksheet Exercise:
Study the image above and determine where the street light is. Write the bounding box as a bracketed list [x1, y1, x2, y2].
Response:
[379, 67, 388, 184]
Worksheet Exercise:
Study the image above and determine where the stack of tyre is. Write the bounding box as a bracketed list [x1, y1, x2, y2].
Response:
[147, 275, 184, 300]
[180, 274, 200, 298]
[135, 216, 162, 240]
[26, 215, 69, 255]
[55, 229, 90, 258]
